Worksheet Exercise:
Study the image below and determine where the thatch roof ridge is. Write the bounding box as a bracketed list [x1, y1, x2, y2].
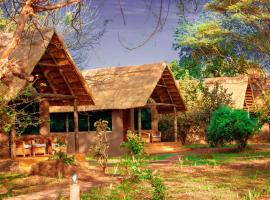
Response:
[84, 61, 167, 72]
[81, 62, 167, 110]
[204, 75, 250, 109]
[205, 75, 249, 84]
[0, 28, 94, 105]
[50, 62, 186, 113]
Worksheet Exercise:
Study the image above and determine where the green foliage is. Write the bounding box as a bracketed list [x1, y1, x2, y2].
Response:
[181, 149, 270, 166]
[174, 0, 269, 78]
[120, 132, 166, 200]
[64, 12, 73, 25]
[121, 130, 145, 155]
[0, 9, 17, 33]
[253, 90, 270, 126]
[169, 59, 201, 79]
[145, 170, 166, 200]
[120, 155, 148, 181]
[120, 155, 166, 200]
[196, 83, 232, 129]
[207, 106, 259, 150]
[159, 76, 232, 143]
[50, 139, 75, 165]
[0, 85, 40, 136]
[89, 119, 110, 172]
[53, 151, 75, 165]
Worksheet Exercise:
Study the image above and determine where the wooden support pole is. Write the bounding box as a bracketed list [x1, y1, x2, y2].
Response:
[130, 109, 135, 131]
[74, 99, 79, 153]
[138, 108, 142, 137]
[173, 107, 178, 142]
[151, 106, 158, 133]
[39, 98, 50, 136]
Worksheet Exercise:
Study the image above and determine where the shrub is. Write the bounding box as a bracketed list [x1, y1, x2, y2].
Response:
[50, 137, 75, 165]
[89, 119, 110, 172]
[121, 130, 145, 156]
[143, 170, 166, 200]
[51, 151, 75, 165]
[207, 106, 259, 150]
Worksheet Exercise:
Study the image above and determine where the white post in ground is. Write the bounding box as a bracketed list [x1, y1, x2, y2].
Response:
[70, 173, 80, 200]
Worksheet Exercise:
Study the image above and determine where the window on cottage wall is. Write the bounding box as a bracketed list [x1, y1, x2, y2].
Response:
[78, 112, 89, 132]
[68, 113, 74, 132]
[50, 113, 66, 132]
[89, 110, 112, 131]
[50, 111, 112, 132]
[134, 108, 152, 130]
[17, 102, 40, 135]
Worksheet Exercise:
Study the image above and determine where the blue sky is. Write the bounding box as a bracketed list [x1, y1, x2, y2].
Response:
[80, 0, 206, 69]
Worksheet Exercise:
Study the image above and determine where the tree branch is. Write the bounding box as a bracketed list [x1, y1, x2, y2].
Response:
[32, 0, 80, 12]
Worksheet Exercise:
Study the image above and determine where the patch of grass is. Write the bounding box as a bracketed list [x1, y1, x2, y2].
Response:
[151, 154, 175, 161]
[182, 155, 218, 166]
[184, 143, 238, 149]
[82, 180, 152, 200]
[181, 150, 270, 166]
[183, 144, 209, 148]
[0, 173, 25, 181]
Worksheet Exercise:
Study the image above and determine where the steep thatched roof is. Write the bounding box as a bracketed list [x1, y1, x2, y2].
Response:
[0, 29, 94, 106]
[50, 62, 186, 113]
[204, 76, 254, 109]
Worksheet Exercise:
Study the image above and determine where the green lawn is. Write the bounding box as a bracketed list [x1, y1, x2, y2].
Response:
[1, 144, 270, 199]
[83, 144, 270, 200]
[181, 149, 270, 166]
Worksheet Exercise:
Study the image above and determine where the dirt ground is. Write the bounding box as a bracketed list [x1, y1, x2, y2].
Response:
[0, 158, 122, 200]
[149, 144, 270, 200]
[1, 144, 270, 200]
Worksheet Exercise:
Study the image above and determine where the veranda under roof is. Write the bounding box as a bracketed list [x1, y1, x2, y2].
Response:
[50, 62, 186, 113]
[0, 28, 95, 153]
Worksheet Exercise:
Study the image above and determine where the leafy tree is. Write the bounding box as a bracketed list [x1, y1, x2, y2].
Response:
[252, 90, 270, 126]
[207, 106, 259, 150]
[169, 59, 202, 79]
[196, 83, 233, 130]
[174, 0, 269, 78]
[0, 85, 40, 159]
[89, 119, 110, 172]
[159, 71, 232, 143]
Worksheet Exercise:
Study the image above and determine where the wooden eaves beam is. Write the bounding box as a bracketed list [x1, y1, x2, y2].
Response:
[36, 93, 75, 99]
[145, 103, 177, 107]
[43, 70, 57, 94]
[59, 69, 75, 97]
[161, 77, 174, 105]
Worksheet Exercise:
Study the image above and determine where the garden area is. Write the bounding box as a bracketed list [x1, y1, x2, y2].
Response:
[0, 0, 269, 200]
[1, 142, 270, 200]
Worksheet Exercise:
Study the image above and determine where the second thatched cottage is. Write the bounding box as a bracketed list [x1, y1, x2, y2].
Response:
[50, 62, 186, 155]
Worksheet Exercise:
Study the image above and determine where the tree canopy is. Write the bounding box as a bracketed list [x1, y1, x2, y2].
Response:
[173, 0, 269, 79]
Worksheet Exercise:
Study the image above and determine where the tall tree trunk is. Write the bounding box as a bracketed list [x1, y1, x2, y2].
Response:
[10, 124, 16, 159]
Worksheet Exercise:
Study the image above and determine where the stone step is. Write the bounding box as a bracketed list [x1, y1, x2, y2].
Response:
[144, 142, 183, 154]
[145, 142, 181, 146]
